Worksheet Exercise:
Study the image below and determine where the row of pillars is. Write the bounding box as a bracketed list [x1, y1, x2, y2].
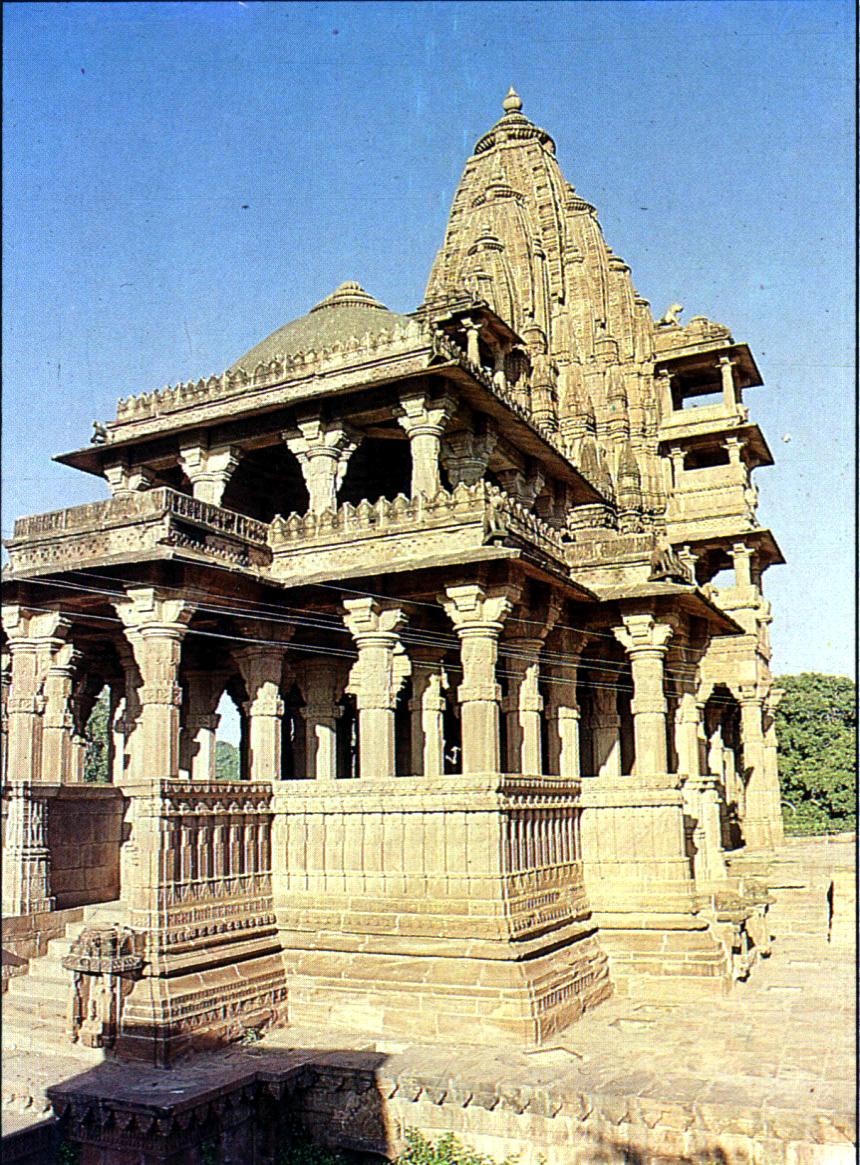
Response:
[3, 594, 779, 794]
[107, 388, 460, 512]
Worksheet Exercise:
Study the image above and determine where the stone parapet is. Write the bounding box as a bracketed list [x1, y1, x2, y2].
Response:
[268, 481, 570, 583]
[6, 488, 272, 577]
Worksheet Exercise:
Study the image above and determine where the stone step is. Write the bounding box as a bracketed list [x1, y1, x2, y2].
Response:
[5, 974, 69, 1003]
[3, 995, 70, 1024]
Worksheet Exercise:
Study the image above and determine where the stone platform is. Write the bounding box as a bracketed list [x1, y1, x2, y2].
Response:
[2, 837, 855, 1164]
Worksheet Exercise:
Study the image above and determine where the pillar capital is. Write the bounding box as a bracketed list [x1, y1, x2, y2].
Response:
[438, 582, 520, 634]
[113, 587, 196, 634]
[440, 425, 499, 487]
[613, 612, 674, 657]
[342, 597, 408, 643]
[737, 682, 764, 707]
[393, 389, 456, 438]
[179, 436, 243, 507]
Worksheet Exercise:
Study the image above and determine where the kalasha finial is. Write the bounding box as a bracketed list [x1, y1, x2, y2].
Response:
[502, 87, 522, 114]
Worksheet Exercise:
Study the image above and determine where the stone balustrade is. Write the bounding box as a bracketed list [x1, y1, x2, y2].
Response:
[6, 488, 272, 577]
[268, 480, 569, 582]
[147, 779, 276, 949]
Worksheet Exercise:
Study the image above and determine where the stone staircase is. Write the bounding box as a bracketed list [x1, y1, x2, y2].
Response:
[2, 900, 126, 1059]
[729, 834, 856, 1014]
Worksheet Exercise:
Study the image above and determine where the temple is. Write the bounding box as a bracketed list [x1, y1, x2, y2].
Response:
[1, 90, 785, 1063]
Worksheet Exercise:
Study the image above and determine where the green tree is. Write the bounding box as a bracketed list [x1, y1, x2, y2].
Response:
[84, 687, 111, 784]
[215, 739, 240, 780]
[775, 673, 856, 833]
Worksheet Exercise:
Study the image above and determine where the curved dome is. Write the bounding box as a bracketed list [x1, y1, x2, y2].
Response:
[229, 281, 408, 372]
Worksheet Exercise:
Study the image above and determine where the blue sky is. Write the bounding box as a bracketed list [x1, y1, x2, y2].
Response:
[3, 0, 855, 677]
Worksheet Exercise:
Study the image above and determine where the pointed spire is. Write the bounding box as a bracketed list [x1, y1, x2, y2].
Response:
[502, 87, 523, 115]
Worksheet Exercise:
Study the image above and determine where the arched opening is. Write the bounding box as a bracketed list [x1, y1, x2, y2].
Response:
[221, 445, 309, 522]
[337, 436, 411, 507]
[214, 689, 242, 780]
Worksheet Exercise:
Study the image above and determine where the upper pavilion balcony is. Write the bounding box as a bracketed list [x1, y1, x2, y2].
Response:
[4, 480, 585, 591]
[267, 479, 574, 585]
[5, 488, 272, 579]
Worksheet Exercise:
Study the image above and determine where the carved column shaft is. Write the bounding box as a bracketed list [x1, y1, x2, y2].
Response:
[299, 659, 343, 781]
[614, 613, 673, 776]
[409, 662, 445, 777]
[283, 417, 360, 516]
[545, 635, 586, 779]
[738, 686, 778, 848]
[234, 646, 289, 782]
[440, 584, 518, 775]
[592, 684, 622, 780]
[395, 391, 455, 498]
[113, 590, 195, 785]
[2, 783, 55, 915]
[502, 639, 544, 775]
[343, 599, 409, 779]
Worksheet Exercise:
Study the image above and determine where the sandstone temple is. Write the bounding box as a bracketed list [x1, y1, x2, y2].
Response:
[2, 90, 786, 1066]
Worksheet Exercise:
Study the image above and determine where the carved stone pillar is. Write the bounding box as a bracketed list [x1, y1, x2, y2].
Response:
[394, 390, 456, 498]
[731, 542, 755, 589]
[113, 642, 142, 786]
[178, 438, 242, 507]
[684, 772, 728, 883]
[297, 659, 343, 781]
[613, 612, 673, 776]
[502, 638, 544, 775]
[718, 355, 738, 410]
[440, 425, 498, 487]
[41, 645, 79, 785]
[181, 670, 225, 782]
[439, 583, 519, 774]
[2, 782, 55, 915]
[234, 637, 291, 783]
[282, 415, 361, 515]
[675, 691, 702, 780]
[738, 684, 778, 848]
[407, 651, 446, 778]
[1, 609, 70, 914]
[545, 632, 586, 778]
[113, 589, 195, 783]
[343, 599, 410, 779]
[592, 684, 622, 780]
[461, 317, 484, 366]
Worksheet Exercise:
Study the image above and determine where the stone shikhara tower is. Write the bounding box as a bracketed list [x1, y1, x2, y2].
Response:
[2, 92, 783, 1062]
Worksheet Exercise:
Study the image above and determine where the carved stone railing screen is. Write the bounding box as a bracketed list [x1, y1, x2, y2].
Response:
[153, 780, 276, 952]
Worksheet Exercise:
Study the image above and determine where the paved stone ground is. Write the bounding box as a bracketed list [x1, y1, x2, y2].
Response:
[3, 835, 855, 1160]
